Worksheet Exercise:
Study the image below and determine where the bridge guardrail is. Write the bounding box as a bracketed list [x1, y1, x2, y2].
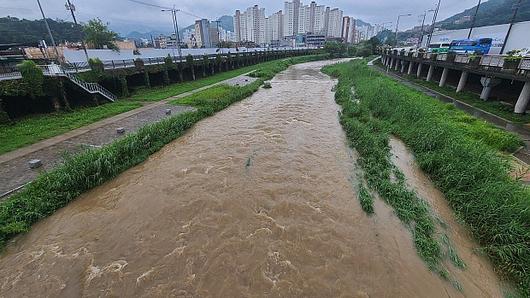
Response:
[1, 48, 312, 81]
[480, 55, 505, 68]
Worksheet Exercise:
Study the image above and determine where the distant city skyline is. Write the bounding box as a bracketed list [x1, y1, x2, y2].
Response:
[0, 0, 487, 35]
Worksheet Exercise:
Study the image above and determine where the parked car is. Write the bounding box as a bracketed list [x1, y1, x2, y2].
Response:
[428, 43, 450, 53]
[448, 38, 493, 55]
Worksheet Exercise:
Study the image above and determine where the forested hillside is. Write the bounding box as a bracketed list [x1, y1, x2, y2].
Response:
[0, 17, 83, 45]
[438, 0, 530, 30]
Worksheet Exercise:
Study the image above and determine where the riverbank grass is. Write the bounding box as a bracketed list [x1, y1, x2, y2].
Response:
[375, 60, 530, 124]
[0, 101, 142, 155]
[324, 60, 530, 295]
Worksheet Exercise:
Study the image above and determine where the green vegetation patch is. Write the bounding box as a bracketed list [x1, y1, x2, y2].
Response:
[324, 60, 530, 295]
[0, 101, 142, 155]
[171, 84, 233, 106]
[402, 72, 530, 124]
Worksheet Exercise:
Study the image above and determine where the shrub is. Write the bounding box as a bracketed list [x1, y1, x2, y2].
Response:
[17, 60, 44, 98]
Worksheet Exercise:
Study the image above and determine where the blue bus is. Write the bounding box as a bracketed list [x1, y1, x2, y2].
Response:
[449, 38, 493, 55]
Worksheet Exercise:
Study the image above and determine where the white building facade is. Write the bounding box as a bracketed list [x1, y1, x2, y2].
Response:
[233, 5, 266, 45]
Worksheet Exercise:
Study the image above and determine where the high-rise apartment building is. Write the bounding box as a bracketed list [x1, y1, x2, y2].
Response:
[236, 1, 348, 45]
[234, 10, 242, 43]
[342, 16, 358, 43]
[327, 8, 343, 38]
[283, 0, 301, 37]
[195, 19, 212, 48]
[265, 10, 284, 44]
[233, 5, 266, 45]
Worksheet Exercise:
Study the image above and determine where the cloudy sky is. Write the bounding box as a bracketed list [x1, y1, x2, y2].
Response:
[1, 0, 483, 34]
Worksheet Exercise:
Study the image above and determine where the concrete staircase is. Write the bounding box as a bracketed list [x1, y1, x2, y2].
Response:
[37, 64, 117, 102]
[64, 72, 117, 102]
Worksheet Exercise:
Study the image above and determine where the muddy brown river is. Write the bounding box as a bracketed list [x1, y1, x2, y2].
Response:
[0, 60, 504, 297]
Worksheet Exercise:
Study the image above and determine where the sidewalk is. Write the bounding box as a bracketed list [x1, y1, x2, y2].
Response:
[0, 74, 257, 197]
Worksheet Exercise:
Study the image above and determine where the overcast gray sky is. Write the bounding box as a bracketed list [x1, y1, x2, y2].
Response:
[1, 0, 483, 34]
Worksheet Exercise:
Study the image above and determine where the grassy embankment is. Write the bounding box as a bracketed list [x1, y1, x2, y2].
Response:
[0, 54, 328, 249]
[0, 101, 142, 155]
[0, 57, 319, 156]
[376, 60, 530, 124]
[323, 60, 530, 294]
[129, 57, 306, 102]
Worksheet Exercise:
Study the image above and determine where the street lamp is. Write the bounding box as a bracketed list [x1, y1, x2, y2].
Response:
[161, 7, 183, 61]
[395, 13, 412, 47]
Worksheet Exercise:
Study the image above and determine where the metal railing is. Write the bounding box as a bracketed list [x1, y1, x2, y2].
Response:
[454, 54, 471, 64]
[0, 48, 311, 83]
[0, 72, 22, 81]
[480, 55, 505, 68]
[519, 58, 530, 71]
[65, 72, 117, 101]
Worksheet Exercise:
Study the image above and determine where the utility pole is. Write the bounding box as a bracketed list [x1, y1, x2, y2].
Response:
[36, 0, 61, 63]
[500, 0, 522, 54]
[65, 0, 89, 62]
[419, 9, 435, 47]
[395, 13, 412, 47]
[162, 7, 183, 60]
[426, 0, 442, 47]
[467, 0, 482, 39]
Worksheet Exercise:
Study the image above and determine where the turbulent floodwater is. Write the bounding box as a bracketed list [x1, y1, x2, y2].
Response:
[0, 60, 503, 297]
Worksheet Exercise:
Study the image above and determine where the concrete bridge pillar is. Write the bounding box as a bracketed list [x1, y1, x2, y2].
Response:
[426, 65, 434, 82]
[416, 63, 423, 78]
[480, 77, 501, 101]
[407, 61, 414, 75]
[514, 82, 530, 114]
[456, 71, 469, 93]
[395, 59, 400, 71]
[390, 57, 395, 68]
[439, 68, 449, 87]
[400, 61, 407, 73]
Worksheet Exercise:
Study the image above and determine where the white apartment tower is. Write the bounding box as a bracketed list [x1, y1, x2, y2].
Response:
[239, 1, 346, 43]
[234, 10, 242, 42]
[266, 10, 284, 43]
[233, 5, 266, 45]
[283, 0, 301, 37]
[327, 8, 343, 38]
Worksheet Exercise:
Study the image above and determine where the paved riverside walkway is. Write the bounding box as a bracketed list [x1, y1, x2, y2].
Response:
[0, 74, 257, 197]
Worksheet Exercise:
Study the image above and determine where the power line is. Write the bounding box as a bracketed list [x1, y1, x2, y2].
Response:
[126, 0, 171, 10]
[126, 0, 203, 19]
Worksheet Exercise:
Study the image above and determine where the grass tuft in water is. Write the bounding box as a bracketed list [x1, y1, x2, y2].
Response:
[358, 183, 374, 215]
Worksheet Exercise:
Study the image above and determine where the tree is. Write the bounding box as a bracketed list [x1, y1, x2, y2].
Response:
[83, 18, 119, 51]
[17, 60, 44, 98]
[367, 37, 382, 53]
[324, 41, 347, 58]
